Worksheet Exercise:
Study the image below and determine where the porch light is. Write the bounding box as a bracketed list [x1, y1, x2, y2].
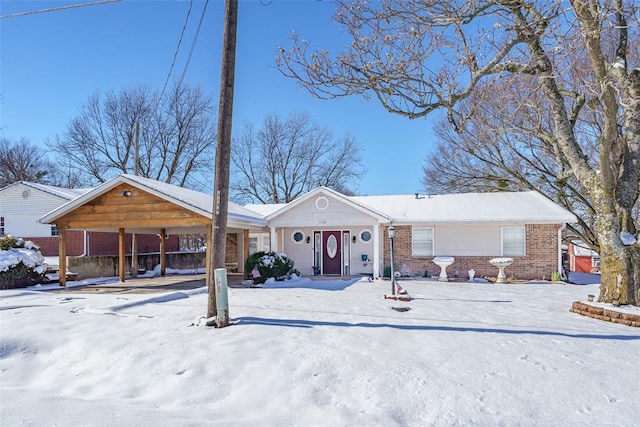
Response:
[122, 190, 132, 197]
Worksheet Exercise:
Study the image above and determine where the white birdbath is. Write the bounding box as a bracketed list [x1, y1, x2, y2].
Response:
[433, 256, 455, 282]
[490, 258, 514, 283]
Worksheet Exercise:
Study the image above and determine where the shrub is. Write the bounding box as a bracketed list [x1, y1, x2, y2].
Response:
[0, 236, 46, 289]
[245, 251, 297, 284]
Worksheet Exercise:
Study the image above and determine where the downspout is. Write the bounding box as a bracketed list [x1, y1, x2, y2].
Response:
[558, 224, 566, 277]
[82, 230, 88, 256]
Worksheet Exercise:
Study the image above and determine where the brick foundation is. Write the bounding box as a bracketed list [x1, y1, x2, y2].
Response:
[570, 301, 640, 327]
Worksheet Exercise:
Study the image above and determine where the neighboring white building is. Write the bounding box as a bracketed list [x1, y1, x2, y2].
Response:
[0, 182, 89, 238]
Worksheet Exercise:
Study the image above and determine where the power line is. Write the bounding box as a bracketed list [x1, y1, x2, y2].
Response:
[178, 0, 210, 86]
[158, 0, 194, 103]
[0, 0, 123, 19]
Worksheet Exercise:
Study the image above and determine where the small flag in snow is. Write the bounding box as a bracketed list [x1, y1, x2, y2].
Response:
[252, 266, 261, 278]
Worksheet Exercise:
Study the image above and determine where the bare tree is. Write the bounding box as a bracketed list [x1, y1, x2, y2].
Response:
[51, 82, 216, 190]
[277, 0, 640, 305]
[230, 112, 365, 204]
[0, 137, 61, 187]
[421, 77, 608, 250]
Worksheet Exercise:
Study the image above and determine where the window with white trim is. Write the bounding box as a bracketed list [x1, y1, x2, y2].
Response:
[291, 230, 305, 244]
[359, 229, 372, 243]
[502, 226, 526, 256]
[0, 217, 4, 236]
[412, 227, 434, 256]
[248, 237, 258, 255]
[51, 226, 59, 236]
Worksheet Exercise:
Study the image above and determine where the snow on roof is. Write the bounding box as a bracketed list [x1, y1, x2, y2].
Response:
[350, 191, 576, 224]
[1, 181, 91, 200]
[40, 175, 266, 227]
[244, 186, 390, 221]
[244, 202, 285, 217]
[245, 190, 575, 224]
[121, 175, 265, 224]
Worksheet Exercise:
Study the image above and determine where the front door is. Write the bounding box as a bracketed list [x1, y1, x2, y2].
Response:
[322, 231, 342, 275]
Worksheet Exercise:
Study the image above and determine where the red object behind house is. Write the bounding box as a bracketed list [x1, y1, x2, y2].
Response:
[568, 241, 600, 273]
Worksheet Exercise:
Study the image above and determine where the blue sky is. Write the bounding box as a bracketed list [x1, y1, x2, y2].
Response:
[1, 0, 439, 195]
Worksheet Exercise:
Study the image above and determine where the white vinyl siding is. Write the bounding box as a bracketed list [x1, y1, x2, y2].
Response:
[412, 227, 434, 256]
[502, 226, 526, 256]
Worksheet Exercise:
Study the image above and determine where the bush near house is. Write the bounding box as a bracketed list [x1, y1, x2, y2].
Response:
[245, 251, 298, 284]
[0, 236, 47, 289]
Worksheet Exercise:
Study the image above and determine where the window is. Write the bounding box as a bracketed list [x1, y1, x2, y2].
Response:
[502, 226, 526, 256]
[262, 235, 271, 252]
[51, 226, 59, 236]
[592, 257, 601, 268]
[0, 217, 4, 236]
[360, 229, 372, 243]
[412, 227, 434, 256]
[291, 230, 305, 244]
[315, 196, 329, 210]
[248, 237, 258, 255]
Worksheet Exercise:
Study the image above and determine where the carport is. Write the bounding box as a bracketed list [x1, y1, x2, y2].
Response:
[39, 174, 268, 286]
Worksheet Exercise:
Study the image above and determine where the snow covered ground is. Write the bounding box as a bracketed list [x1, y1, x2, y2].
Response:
[1, 275, 638, 426]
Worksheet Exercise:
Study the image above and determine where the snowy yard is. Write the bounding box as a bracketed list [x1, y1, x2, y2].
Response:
[1, 276, 639, 426]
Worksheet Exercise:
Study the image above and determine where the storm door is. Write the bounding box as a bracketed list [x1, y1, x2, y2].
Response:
[322, 231, 342, 275]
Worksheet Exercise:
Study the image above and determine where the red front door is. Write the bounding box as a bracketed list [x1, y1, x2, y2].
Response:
[322, 231, 342, 275]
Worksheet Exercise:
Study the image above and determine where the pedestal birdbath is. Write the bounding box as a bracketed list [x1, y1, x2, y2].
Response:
[433, 256, 455, 282]
[490, 258, 514, 283]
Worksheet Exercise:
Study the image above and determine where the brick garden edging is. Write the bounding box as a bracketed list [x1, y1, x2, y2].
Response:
[570, 301, 640, 327]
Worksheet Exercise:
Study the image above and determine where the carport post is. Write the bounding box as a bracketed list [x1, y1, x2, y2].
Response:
[214, 268, 229, 328]
[58, 228, 67, 287]
[160, 228, 166, 277]
[118, 228, 126, 282]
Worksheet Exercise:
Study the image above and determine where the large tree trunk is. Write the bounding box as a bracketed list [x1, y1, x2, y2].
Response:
[598, 244, 639, 305]
[595, 201, 640, 305]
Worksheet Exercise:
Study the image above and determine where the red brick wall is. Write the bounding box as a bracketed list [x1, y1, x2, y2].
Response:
[29, 230, 84, 256]
[382, 224, 561, 280]
[28, 231, 179, 256]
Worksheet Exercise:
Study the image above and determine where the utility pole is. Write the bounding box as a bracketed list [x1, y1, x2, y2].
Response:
[131, 121, 139, 278]
[207, 0, 238, 321]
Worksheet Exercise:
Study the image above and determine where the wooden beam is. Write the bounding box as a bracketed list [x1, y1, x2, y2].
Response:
[58, 228, 67, 287]
[131, 233, 138, 278]
[60, 217, 209, 230]
[160, 228, 166, 277]
[119, 228, 126, 282]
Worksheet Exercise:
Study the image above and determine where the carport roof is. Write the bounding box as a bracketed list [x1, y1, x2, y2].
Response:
[39, 174, 267, 228]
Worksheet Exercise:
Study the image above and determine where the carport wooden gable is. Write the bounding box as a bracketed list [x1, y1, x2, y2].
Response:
[54, 183, 210, 231]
